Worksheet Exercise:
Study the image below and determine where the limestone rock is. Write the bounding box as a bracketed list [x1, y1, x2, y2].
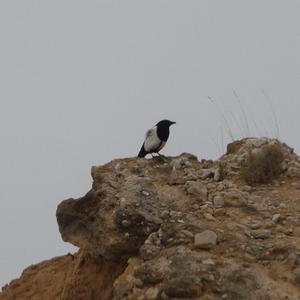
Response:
[194, 230, 217, 249]
[185, 180, 208, 201]
[2, 140, 300, 300]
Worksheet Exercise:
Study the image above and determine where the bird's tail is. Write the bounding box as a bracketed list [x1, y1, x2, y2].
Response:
[138, 145, 147, 158]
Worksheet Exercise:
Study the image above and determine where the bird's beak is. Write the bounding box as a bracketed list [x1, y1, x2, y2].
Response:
[171, 121, 176, 125]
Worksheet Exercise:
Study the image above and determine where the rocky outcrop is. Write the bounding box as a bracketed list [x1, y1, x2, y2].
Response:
[2, 138, 300, 299]
[0, 251, 125, 300]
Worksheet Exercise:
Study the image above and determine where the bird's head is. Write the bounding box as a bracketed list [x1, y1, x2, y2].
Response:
[156, 119, 176, 128]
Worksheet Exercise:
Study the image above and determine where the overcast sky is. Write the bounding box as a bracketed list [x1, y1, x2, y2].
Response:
[0, 0, 300, 287]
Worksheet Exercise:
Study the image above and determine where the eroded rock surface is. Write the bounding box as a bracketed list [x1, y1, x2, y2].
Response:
[2, 138, 300, 299]
[0, 251, 125, 300]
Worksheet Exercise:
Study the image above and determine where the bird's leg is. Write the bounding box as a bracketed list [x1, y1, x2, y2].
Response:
[155, 152, 166, 161]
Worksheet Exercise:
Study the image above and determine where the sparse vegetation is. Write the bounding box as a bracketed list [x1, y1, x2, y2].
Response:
[240, 144, 284, 185]
[207, 93, 281, 157]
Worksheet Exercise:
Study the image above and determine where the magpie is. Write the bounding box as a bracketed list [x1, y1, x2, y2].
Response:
[138, 119, 176, 158]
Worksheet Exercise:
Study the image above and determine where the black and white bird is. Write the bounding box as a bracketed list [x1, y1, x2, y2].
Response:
[138, 119, 176, 158]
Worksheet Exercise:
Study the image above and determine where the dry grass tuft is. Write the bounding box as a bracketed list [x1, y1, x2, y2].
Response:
[240, 144, 284, 185]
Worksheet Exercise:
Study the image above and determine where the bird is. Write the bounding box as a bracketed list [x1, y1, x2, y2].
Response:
[138, 119, 176, 158]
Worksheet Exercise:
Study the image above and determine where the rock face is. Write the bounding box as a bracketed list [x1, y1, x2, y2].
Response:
[2, 138, 300, 300]
[0, 251, 125, 300]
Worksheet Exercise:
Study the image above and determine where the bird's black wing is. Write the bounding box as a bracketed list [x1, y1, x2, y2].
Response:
[138, 143, 147, 158]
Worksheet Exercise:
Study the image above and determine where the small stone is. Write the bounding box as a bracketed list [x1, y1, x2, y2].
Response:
[251, 229, 271, 239]
[195, 230, 217, 249]
[285, 228, 294, 236]
[142, 190, 150, 196]
[119, 198, 127, 209]
[242, 185, 252, 192]
[223, 180, 233, 188]
[264, 221, 274, 229]
[207, 183, 216, 190]
[181, 230, 194, 238]
[200, 204, 208, 210]
[177, 212, 183, 218]
[204, 213, 216, 221]
[214, 208, 226, 216]
[184, 168, 198, 180]
[214, 168, 221, 181]
[217, 184, 224, 192]
[213, 195, 224, 208]
[279, 203, 287, 209]
[249, 223, 261, 230]
[185, 181, 208, 201]
[272, 214, 281, 223]
[161, 210, 169, 219]
[291, 182, 300, 189]
[199, 169, 214, 179]
[250, 137, 268, 147]
[145, 287, 160, 300]
[223, 189, 248, 207]
[180, 152, 198, 161]
[192, 204, 200, 210]
[207, 202, 214, 209]
[169, 211, 177, 219]
[121, 220, 131, 227]
[202, 258, 215, 265]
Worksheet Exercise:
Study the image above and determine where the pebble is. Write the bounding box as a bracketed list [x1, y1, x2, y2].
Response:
[223, 180, 233, 188]
[145, 287, 159, 300]
[169, 211, 177, 219]
[213, 195, 225, 208]
[214, 168, 221, 181]
[119, 198, 127, 209]
[202, 258, 215, 265]
[217, 184, 224, 192]
[142, 190, 150, 196]
[200, 204, 208, 210]
[161, 210, 169, 219]
[242, 185, 252, 192]
[207, 183, 217, 190]
[251, 229, 272, 239]
[272, 214, 281, 223]
[194, 230, 218, 249]
[249, 223, 261, 230]
[214, 208, 226, 217]
[279, 203, 287, 209]
[185, 181, 208, 200]
[264, 221, 274, 229]
[181, 230, 194, 238]
[121, 220, 131, 227]
[204, 213, 216, 221]
[200, 169, 214, 179]
[207, 202, 214, 209]
[192, 204, 200, 210]
[291, 182, 300, 189]
[285, 228, 294, 236]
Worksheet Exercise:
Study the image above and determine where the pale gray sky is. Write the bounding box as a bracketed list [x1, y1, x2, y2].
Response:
[1, 1, 300, 286]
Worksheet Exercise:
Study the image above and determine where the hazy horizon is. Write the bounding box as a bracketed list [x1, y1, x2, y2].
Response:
[1, 1, 300, 287]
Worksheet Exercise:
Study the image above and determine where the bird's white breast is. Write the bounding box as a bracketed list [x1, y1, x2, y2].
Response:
[144, 126, 162, 152]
